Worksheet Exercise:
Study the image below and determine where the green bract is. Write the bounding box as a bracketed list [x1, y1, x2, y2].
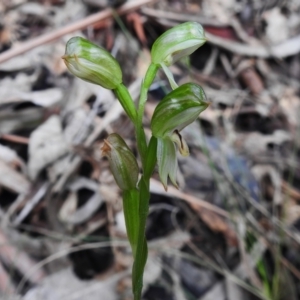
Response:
[101, 133, 139, 191]
[151, 83, 208, 189]
[63, 37, 122, 89]
[151, 22, 206, 67]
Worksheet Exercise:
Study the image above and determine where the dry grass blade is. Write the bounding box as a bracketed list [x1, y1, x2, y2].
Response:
[16, 240, 129, 294]
[0, 229, 46, 285]
[205, 32, 300, 58]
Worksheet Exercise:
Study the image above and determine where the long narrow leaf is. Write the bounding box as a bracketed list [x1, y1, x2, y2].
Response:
[132, 176, 150, 300]
[123, 189, 140, 256]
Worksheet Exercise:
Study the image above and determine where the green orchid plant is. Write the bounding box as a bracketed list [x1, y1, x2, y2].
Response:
[63, 22, 208, 300]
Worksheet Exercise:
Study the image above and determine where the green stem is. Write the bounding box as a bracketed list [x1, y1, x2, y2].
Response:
[144, 136, 158, 180]
[132, 137, 157, 300]
[123, 189, 139, 257]
[133, 176, 150, 300]
[137, 63, 159, 125]
[136, 63, 159, 167]
[118, 63, 158, 300]
[114, 83, 137, 124]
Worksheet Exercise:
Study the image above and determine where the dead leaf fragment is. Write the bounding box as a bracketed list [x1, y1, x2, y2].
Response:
[243, 130, 291, 157]
[0, 144, 23, 167]
[239, 67, 264, 96]
[201, 0, 235, 24]
[23, 267, 124, 300]
[28, 115, 69, 180]
[0, 159, 30, 194]
[263, 7, 289, 44]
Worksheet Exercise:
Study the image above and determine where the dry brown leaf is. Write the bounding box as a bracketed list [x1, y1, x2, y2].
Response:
[126, 12, 147, 45]
[197, 208, 237, 247]
[239, 67, 264, 96]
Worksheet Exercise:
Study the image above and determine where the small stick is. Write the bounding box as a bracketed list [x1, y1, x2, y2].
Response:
[0, 134, 29, 144]
[0, 0, 156, 64]
[282, 180, 300, 202]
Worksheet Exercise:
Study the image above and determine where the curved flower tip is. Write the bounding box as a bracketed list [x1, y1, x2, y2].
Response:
[157, 138, 179, 191]
[101, 133, 139, 191]
[151, 83, 209, 190]
[151, 22, 206, 67]
[171, 130, 189, 157]
[63, 37, 122, 89]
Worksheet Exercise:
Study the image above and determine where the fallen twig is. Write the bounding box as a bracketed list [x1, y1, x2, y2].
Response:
[141, 7, 226, 27]
[0, 134, 29, 145]
[147, 14, 300, 58]
[206, 32, 300, 58]
[150, 178, 228, 218]
[141, 7, 259, 45]
[282, 180, 300, 202]
[0, 0, 156, 64]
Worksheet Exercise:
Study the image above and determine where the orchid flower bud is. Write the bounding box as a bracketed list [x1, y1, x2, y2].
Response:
[151, 22, 206, 66]
[63, 37, 122, 89]
[151, 83, 208, 137]
[101, 133, 139, 191]
[151, 22, 206, 89]
[151, 83, 209, 190]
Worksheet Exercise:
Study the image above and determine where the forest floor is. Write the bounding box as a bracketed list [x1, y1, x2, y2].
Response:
[1, 0, 300, 299]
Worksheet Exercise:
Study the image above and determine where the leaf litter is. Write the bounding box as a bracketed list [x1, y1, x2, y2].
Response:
[0, 0, 300, 299]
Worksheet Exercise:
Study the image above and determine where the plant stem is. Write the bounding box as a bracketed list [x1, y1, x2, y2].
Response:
[132, 137, 157, 300]
[136, 63, 158, 167]
[123, 189, 139, 257]
[137, 63, 159, 124]
[114, 83, 137, 123]
[133, 176, 150, 300]
[132, 67, 157, 299]
[117, 63, 158, 300]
